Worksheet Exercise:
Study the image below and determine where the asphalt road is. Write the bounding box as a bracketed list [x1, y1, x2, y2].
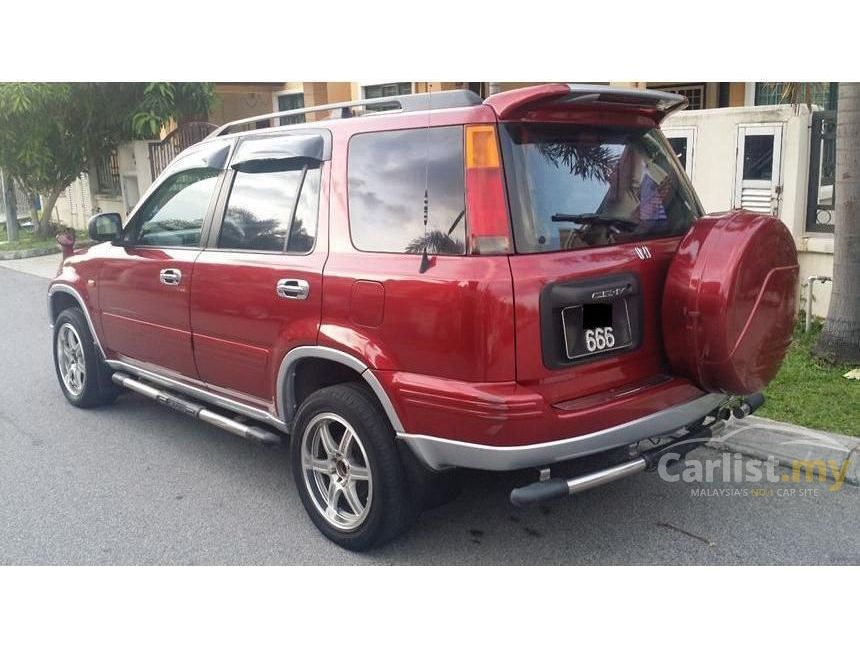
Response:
[1, 265, 857, 565]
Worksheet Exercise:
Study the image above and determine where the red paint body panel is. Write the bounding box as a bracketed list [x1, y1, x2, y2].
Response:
[189, 248, 326, 402]
[663, 211, 799, 394]
[188, 163, 330, 404]
[509, 236, 680, 404]
[53, 246, 106, 335]
[483, 83, 678, 126]
[483, 83, 571, 119]
[349, 281, 385, 328]
[375, 369, 703, 446]
[98, 245, 200, 378]
[321, 253, 516, 381]
[320, 110, 516, 383]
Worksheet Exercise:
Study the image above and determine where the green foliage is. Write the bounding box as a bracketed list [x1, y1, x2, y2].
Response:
[132, 82, 215, 138]
[0, 226, 88, 251]
[759, 320, 859, 436]
[0, 82, 214, 206]
[762, 82, 830, 113]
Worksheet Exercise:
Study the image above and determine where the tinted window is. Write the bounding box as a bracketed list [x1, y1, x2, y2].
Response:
[501, 124, 701, 253]
[128, 168, 219, 247]
[348, 126, 466, 254]
[220, 161, 320, 253]
[742, 134, 774, 181]
[667, 136, 688, 170]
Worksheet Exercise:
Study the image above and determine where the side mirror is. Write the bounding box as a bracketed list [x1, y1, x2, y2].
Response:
[87, 212, 123, 243]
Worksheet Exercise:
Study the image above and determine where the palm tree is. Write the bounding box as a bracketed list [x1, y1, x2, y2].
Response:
[537, 142, 618, 182]
[404, 229, 465, 255]
[813, 83, 860, 363]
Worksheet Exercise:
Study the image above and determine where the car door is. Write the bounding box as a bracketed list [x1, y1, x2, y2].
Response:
[189, 132, 328, 408]
[98, 141, 230, 378]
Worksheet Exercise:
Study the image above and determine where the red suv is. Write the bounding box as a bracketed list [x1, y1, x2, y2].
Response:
[49, 84, 799, 550]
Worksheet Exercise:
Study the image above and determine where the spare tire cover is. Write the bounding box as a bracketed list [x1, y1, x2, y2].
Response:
[662, 211, 799, 395]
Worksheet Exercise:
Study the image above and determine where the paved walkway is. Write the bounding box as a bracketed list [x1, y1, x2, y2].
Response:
[713, 416, 859, 486]
[0, 251, 62, 279]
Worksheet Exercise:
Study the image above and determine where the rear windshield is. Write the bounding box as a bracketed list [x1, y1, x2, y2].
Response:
[500, 123, 702, 253]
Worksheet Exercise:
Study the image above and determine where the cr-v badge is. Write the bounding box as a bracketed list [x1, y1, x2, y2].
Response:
[591, 286, 630, 299]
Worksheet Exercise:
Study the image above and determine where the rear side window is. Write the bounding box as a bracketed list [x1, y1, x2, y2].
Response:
[219, 160, 320, 253]
[348, 126, 466, 254]
[501, 124, 702, 254]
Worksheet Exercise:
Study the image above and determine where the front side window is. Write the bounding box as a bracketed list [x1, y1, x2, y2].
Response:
[219, 160, 320, 253]
[347, 126, 466, 255]
[126, 167, 220, 247]
[501, 124, 702, 253]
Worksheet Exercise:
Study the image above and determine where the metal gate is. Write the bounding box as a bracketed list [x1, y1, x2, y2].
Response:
[148, 121, 217, 181]
[806, 111, 836, 233]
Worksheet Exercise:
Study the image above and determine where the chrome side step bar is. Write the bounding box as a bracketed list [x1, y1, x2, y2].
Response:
[112, 373, 281, 446]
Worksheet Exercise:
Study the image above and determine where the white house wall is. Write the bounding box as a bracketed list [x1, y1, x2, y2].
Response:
[664, 104, 834, 318]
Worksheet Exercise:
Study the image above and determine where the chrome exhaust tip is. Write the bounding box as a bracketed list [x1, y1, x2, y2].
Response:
[732, 392, 765, 419]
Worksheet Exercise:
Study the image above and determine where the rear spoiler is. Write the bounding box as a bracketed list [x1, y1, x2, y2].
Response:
[483, 83, 688, 122]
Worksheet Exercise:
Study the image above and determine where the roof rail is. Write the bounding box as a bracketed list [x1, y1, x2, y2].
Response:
[209, 89, 483, 138]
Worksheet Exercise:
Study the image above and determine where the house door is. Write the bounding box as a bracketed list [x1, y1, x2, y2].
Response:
[734, 125, 783, 215]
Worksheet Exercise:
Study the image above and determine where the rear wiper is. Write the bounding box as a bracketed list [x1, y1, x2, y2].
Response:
[551, 212, 597, 223]
[552, 213, 638, 230]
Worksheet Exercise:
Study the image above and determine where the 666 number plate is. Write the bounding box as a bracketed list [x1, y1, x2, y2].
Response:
[584, 326, 616, 352]
[561, 302, 634, 360]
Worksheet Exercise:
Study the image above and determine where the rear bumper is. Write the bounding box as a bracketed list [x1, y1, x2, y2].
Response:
[399, 392, 727, 471]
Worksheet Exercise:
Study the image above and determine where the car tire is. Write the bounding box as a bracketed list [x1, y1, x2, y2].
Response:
[290, 382, 418, 551]
[53, 307, 118, 408]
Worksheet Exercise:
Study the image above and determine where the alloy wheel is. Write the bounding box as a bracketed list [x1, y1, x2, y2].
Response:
[56, 322, 86, 396]
[300, 412, 373, 531]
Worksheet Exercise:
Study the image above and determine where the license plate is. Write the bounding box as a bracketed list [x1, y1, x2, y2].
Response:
[561, 301, 633, 360]
[584, 326, 616, 353]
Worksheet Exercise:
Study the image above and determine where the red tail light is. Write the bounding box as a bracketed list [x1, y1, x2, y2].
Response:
[465, 124, 512, 255]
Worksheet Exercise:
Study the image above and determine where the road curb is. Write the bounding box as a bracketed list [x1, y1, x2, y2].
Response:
[0, 246, 60, 261]
[708, 416, 859, 487]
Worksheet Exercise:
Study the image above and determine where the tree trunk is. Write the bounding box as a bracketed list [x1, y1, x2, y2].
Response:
[34, 185, 63, 239]
[1, 169, 18, 242]
[813, 83, 860, 364]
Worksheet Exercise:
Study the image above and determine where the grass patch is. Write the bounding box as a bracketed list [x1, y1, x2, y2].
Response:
[0, 226, 87, 252]
[759, 320, 860, 436]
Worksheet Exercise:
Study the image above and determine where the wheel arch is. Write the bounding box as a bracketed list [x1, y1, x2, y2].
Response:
[47, 284, 105, 357]
[277, 346, 406, 435]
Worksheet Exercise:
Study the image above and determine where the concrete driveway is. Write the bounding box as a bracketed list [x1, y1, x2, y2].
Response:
[1, 264, 857, 565]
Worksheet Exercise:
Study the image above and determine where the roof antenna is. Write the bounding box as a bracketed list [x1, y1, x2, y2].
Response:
[419, 85, 433, 274]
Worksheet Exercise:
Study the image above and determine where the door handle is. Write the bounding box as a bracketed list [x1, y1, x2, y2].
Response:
[276, 278, 310, 300]
[159, 268, 182, 286]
